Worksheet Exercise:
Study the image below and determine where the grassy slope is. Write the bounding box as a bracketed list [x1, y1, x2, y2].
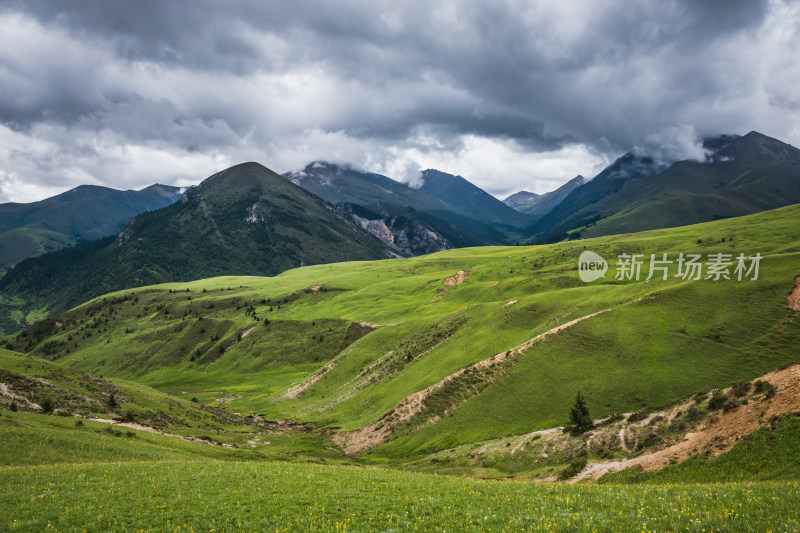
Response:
[0, 349, 344, 459]
[5, 203, 800, 463]
[0, 162, 392, 335]
[0, 184, 181, 271]
[531, 132, 800, 243]
[601, 413, 800, 484]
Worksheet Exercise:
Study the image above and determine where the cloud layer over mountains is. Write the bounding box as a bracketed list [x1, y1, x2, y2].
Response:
[1, 0, 798, 202]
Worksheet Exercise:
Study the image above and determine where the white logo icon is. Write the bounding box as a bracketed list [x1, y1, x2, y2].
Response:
[578, 251, 608, 282]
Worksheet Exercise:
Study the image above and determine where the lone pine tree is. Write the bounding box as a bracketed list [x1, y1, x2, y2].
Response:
[568, 392, 594, 436]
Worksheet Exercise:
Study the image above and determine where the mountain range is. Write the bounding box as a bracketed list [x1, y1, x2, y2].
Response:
[0, 162, 392, 333]
[2, 128, 800, 527]
[527, 131, 800, 242]
[0, 184, 182, 273]
[1, 130, 799, 334]
[284, 163, 528, 252]
[503, 175, 587, 217]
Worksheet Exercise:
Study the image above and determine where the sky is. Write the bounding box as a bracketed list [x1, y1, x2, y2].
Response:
[1, 0, 799, 203]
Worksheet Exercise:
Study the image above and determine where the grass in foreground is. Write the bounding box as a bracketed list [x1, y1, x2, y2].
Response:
[2, 460, 799, 532]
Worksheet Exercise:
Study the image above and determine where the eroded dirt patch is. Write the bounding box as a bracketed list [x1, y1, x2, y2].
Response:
[443, 269, 469, 286]
[573, 363, 800, 482]
[788, 276, 800, 311]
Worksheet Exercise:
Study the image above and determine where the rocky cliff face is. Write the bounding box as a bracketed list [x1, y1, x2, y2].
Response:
[340, 204, 451, 256]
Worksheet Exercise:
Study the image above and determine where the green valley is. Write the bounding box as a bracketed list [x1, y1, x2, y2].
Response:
[2, 202, 800, 530]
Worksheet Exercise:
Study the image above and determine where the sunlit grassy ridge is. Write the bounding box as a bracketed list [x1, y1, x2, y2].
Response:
[5, 203, 800, 464]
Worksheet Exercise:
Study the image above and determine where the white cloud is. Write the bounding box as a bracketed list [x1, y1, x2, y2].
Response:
[0, 123, 229, 202]
[634, 125, 710, 164]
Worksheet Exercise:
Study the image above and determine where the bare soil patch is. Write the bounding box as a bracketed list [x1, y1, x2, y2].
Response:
[572, 363, 800, 482]
[788, 276, 800, 311]
[443, 270, 469, 286]
[89, 417, 238, 447]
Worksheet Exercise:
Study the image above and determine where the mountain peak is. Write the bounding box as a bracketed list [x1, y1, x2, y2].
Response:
[503, 175, 588, 216]
[715, 131, 800, 164]
[503, 191, 539, 203]
[417, 169, 526, 222]
[283, 161, 353, 186]
[594, 151, 667, 181]
[198, 161, 288, 193]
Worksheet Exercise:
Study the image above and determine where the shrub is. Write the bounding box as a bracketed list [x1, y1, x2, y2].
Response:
[731, 381, 752, 398]
[558, 458, 587, 480]
[75, 419, 84, 427]
[723, 401, 739, 413]
[9, 401, 18, 412]
[191, 397, 199, 403]
[598, 413, 625, 426]
[754, 380, 776, 398]
[107, 393, 118, 409]
[684, 405, 704, 421]
[627, 410, 648, 423]
[638, 432, 662, 450]
[708, 392, 729, 410]
[40, 398, 54, 414]
[693, 391, 708, 403]
[670, 419, 687, 432]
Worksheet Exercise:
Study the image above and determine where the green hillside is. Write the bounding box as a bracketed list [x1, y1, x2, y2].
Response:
[0, 162, 392, 334]
[2, 203, 800, 531]
[0, 184, 181, 273]
[531, 131, 800, 242]
[6, 202, 799, 467]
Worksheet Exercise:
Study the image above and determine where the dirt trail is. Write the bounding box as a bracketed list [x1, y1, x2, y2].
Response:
[572, 363, 800, 482]
[618, 426, 629, 452]
[0, 383, 41, 410]
[788, 276, 800, 311]
[287, 324, 380, 399]
[286, 360, 337, 399]
[333, 308, 611, 454]
[89, 417, 237, 448]
[222, 327, 256, 354]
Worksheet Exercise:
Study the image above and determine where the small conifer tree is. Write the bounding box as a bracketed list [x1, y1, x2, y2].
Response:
[568, 392, 594, 436]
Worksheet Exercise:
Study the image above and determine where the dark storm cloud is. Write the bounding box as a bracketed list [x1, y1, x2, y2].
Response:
[0, 0, 796, 202]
